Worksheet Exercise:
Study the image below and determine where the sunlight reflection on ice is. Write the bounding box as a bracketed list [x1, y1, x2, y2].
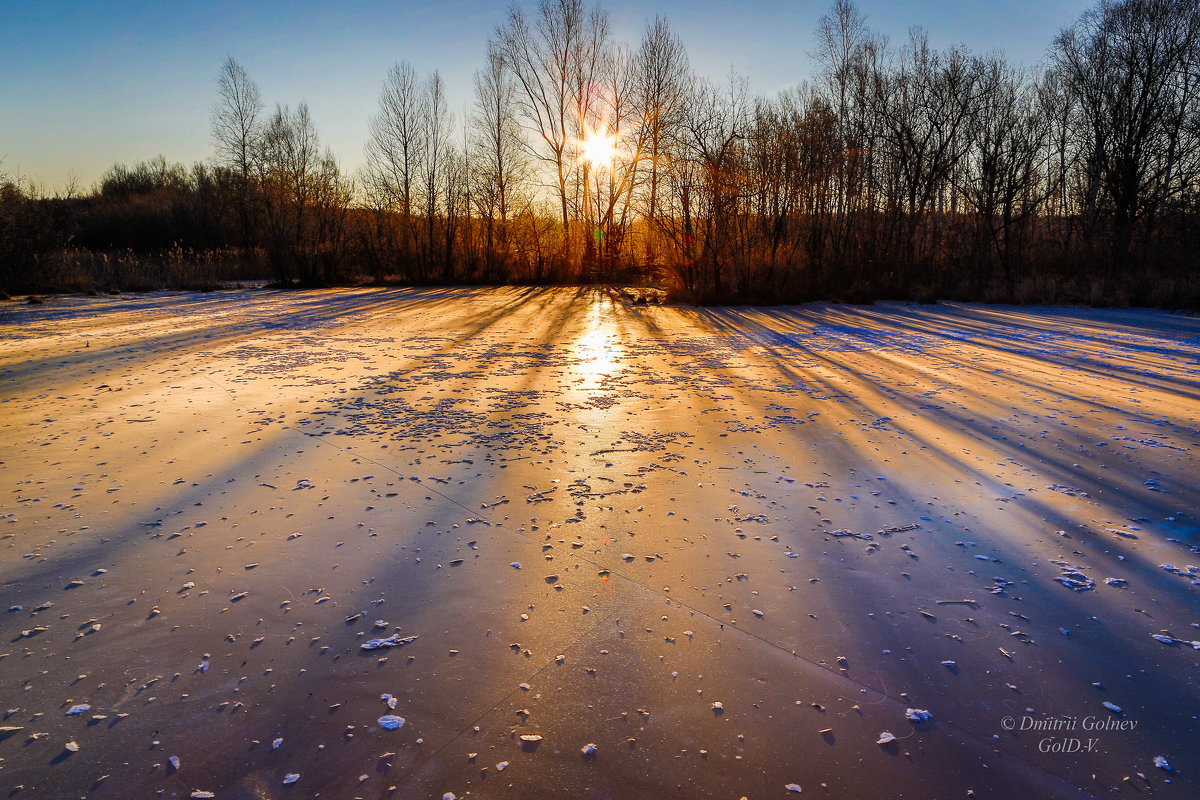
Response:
[574, 300, 617, 389]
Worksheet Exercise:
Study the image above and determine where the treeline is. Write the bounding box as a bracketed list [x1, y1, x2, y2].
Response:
[3, 0, 1199, 306]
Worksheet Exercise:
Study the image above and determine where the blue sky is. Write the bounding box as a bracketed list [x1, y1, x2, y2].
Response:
[1, 0, 1093, 192]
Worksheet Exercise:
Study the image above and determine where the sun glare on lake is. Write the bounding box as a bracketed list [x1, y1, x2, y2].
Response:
[576, 301, 617, 388]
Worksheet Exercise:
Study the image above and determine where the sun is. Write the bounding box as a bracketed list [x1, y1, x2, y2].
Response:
[580, 130, 616, 169]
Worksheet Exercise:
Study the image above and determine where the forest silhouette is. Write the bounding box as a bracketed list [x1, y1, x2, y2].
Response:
[2, 0, 1198, 307]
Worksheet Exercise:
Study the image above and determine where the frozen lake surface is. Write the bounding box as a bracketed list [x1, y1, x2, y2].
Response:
[1, 287, 1198, 798]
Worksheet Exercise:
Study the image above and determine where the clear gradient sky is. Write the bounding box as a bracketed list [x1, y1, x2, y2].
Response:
[1, 0, 1094, 192]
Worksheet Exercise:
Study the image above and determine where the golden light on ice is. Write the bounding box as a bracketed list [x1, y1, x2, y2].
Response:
[576, 301, 616, 387]
[579, 327, 613, 373]
[580, 130, 616, 169]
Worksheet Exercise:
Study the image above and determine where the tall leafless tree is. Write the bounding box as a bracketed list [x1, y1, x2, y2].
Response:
[496, 0, 610, 268]
[812, 0, 874, 268]
[211, 56, 263, 267]
[257, 103, 327, 283]
[421, 71, 454, 280]
[868, 31, 981, 279]
[634, 16, 689, 264]
[471, 43, 530, 280]
[1052, 0, 1200, 270]
[959, 56, 1050, 290]
[365, 61, 427, 275]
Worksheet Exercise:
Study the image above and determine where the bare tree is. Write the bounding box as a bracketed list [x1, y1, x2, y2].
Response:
[496, 0, 610, 266]
[365, 61, 427, 275]
[421, 71, 454, 280]
[211, 56, 263, 265]
[438, 145, 470, 281]
[867, 31, 980, 278]
[634, 15, 689, 262]
[591, 43, 644, 276]
[471, 43, 530, 281]
[1052, 0, 1200, 270]
[257, 103, 326, 283]
[677, 71, 751, 301]
[812, 0, 875, 268]
[959, 56, 1050, 290]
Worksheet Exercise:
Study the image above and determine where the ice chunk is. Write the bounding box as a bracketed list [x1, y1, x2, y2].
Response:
[361, 634, 418, 650]
[1102, 701, 1121, 713]
[581, 743, 597, 755]
[1153, 756, 1171, 771]
[786, 785, 802, 793]
[378, 715, 406, 730]
[876, 732, 896, 744]
[905, 708, 931, 722]
[65, 704, 90, 716]
[283, 774, 299, 784]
